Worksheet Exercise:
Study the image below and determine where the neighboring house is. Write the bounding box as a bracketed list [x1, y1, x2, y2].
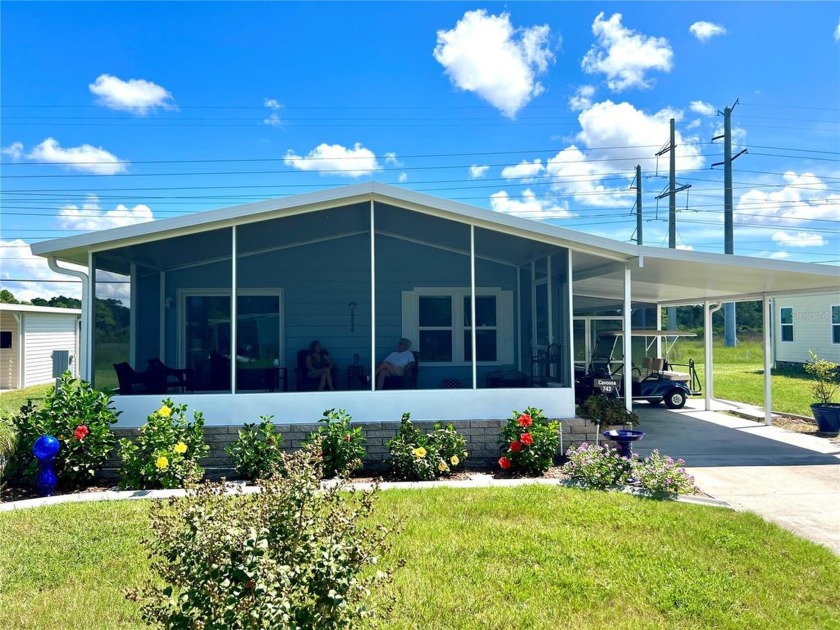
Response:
[774, 294, 840, 365]
[0, 304, 81, 390]
[29, 183, 839, 433]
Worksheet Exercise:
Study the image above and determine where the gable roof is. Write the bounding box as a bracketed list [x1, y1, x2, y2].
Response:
[30, 182, 839, 306]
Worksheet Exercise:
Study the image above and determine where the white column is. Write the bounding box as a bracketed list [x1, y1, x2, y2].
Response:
[623, 264, 632, 412]
[369, 198, 376, 391]
[231, 227, 237, 392]
[704, 301, 713, 411]
[157, 270, 164, 362]
[763, 294, 773, 425]
[567, 249, 574, 387]
[470, 226, 477, 389]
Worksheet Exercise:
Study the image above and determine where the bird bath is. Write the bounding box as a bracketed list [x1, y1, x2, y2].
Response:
[602, 429, 646, 458]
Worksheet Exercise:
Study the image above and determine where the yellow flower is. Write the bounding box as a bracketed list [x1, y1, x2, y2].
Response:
[438, 461, 448, 472]
[158, 405, 172, 418]
[450, 455, 460, 466]
[155, 456, 169, 470]
[174, 442, 187, 454]
[413, 447, 427, 458]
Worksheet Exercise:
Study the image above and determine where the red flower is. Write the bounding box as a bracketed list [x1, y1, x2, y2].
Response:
[244, 579, 255, 590]
[518, 413, 532, 428]
[520, 433, 534, 446]
[498, 456, 512, 470]
[74, 425, 89, 441]
[510, 440, 522, 453]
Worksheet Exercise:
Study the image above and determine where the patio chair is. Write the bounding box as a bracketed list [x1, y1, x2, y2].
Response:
[382, 351, 419, 390]
[531, 343, 561, 387]
[113, 362, 149, 395]
[147, 358, 193, 393]
[295, 348, 338, 391]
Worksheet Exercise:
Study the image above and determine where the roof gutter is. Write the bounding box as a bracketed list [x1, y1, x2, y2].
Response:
[47, 257, 89, 381]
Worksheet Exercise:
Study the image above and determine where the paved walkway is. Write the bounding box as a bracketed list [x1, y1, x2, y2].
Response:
[628, 398, 840, 555]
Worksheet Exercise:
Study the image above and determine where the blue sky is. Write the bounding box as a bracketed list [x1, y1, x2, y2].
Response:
[2, 1, 839, 301]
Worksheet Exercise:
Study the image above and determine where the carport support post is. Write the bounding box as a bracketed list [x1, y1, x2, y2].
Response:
[763, 294, 773, 425]
[623, 264, 632, 413]
[704, 301, 713, 411]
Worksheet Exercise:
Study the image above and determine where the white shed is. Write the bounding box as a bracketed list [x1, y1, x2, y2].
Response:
[0, 304, 81, 390]
[774, 293, 840, 364]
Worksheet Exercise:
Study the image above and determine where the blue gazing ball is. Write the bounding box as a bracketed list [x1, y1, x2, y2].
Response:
[33, 435, 60, 460]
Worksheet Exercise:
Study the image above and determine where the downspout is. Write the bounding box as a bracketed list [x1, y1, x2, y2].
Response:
[703, 301, 723, 411]
[12, 313, 23, 389]
[48, 257, 90, 381]
[762, 294, 773, 426]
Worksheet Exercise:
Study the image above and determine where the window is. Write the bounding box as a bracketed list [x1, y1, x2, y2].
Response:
[0, 331, 11, 349]
[832, 306, 840, 344]
[404, 288, 513, 365]
[780, 307, 793, 342]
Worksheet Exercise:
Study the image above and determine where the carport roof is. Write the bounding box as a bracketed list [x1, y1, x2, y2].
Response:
[31, 182, 839, 306]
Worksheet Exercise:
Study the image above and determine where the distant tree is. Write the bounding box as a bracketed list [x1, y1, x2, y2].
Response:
[30, 297, 50, 307]
[49, 295, 82, 309]
[0, 289, 19, 304]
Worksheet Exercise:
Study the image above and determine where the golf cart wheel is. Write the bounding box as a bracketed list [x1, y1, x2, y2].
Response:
[664, 389, 687, 409]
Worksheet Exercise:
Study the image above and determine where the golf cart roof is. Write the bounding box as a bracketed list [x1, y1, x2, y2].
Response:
[598, 330, 698, 338]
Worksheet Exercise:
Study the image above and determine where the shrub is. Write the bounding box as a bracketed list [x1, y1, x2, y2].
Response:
[9, 373, 118, 488]
[303, 408, 366, 478]
[386, 413, 468, 481]
[562, 442, 633, 489]
[0, 409, 17, 484]
[497, 406, 560, 476]
[127, 441, 399, 629]
[118, 400, 208, 490]
[580, 395, 639, 427]
[805, 350, 840, 405]
[226, 417, 284, 481]
[634, 449, 696, 496]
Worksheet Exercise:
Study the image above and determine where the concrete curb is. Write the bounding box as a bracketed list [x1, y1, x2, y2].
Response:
[0, 474, 730, 512]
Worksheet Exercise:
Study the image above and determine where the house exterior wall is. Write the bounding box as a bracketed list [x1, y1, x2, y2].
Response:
[23, 312, 79, 387]
[774, 294, 840, 364]
[0, 311, 21, 389]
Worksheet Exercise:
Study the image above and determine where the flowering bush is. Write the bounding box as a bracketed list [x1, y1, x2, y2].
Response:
[118, 400, 208, 490]
[127, 442, 399, 629]
[9, 373, 118, 488]
[226, 417, 284, 481]
[562, 442, 634, 489]
[580, 395, 639, 427]
[633, 449, 696, 496]
[498, 406, 560, 476]
[386, 413, 468, 481]
[563, 444, 695, 496]
[303, 408, 365, 478]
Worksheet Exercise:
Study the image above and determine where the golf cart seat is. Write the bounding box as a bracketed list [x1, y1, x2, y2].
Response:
[660, 370, 690, 382]
[633, 357, 664, 382]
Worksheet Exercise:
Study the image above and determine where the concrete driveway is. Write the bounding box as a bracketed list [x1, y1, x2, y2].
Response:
[622, 399, 840, 555]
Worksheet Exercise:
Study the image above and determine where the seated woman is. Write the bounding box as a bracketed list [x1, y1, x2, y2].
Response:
[375, 338, 414, 390]
[306, 340, 335, 391]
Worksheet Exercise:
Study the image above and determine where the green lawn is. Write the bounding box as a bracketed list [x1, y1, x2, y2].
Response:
[1, 486, 838, 629]
[0, 384, 52, 416]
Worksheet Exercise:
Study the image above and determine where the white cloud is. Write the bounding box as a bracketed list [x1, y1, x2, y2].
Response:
[384, 152, 400, 166]
[58, 194, 154, 231]
[0, 239, 86, 302]
[686, 119, 702, 129]
[469, 165, 490, 179]
[433, 10, 554, 117]
[736, 171, 840, 224]
[545, 100, 704, 207]
[2, 141, 23, 160]
[89, 74, 175, 115]
[569, 85, 596, 111]
[581, 12, 673, 91]
[283, 143, 381, 177]
[690, 100, 716, 116]
[398, 172, 408, 183]
[490, 189, 573, 220]
[689, 21, 727, 42]
[263, 98, 283, 126]
[27, 138, 127, 175]
[769, 251, 791, 260]
[835, 20, 840, 42]
[772, 231, 827, 248]
[501, 159, 545, 180]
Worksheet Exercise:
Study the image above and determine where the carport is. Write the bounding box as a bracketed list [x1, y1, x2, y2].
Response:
[573, 248, 839, 424]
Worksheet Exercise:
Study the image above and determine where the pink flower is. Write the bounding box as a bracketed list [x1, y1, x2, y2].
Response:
[344, 434, 351, 442]
[520, 433, 533, 446]
[498, 456, 512, 470]
[518, 413, 532, 428]
[510, 440, 522, 453]
[74, 425, 89, 441]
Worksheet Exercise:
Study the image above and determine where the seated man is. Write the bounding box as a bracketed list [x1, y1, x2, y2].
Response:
[375, 338, 414, 390]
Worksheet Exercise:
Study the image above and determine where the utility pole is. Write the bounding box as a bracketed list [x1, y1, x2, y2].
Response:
[655, 119, 691, 331]
[712, 99, 747, 347]
[630, 164, 646, 328]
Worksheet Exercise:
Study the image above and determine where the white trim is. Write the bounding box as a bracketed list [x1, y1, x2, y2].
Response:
[370, 198, 376, 391]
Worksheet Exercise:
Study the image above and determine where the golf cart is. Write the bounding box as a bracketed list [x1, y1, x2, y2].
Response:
[575, 330, 702, 409]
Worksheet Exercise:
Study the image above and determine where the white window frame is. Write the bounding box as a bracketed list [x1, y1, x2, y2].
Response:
[780, 306, 794, 343]
[402, 287, 513, 366]
[832, 305, 840, 344]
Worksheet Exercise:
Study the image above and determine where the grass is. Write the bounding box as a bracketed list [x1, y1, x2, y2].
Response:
[670, 338, 818, 418]
[0, 384, 53, 417]
[1, 486, 838, 629]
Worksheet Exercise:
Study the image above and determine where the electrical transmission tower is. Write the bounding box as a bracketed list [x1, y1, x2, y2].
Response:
[712, 99, 748, 347]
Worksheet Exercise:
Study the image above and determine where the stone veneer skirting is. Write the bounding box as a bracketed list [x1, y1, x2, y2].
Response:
[100, 418, 600, 480]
